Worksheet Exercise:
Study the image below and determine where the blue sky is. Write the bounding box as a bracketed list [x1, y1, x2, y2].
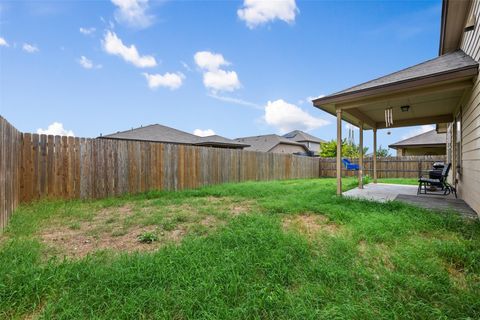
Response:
[0, 0, 442, 152]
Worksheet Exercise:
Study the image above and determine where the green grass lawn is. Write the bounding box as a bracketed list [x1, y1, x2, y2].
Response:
[377, 177, 418, 185]
[1, 178, 479, 319]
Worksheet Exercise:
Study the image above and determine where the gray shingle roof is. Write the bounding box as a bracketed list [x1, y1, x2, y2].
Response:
[100, 124, 247, 148]
[235, 134, 308, 152]
[282, 130, 326, 143]
[389, 130, 446, 149]
[315, 50, 478, 102]
[197, 135, 250, 147]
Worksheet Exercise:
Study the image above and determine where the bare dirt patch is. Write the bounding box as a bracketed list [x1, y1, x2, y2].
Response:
[282, 214, 341, 238]
[161, 196, 255, 217]
[200, 215, 219, 227]
[446, 264, 468, 290]
[38, 197, 255, 258]
[372, 243, 395, 270]
[22, 300, 46, 320]
[205, 196, 254, 215]
[39, 225, 163, 259]
[358, 240, 368, 255]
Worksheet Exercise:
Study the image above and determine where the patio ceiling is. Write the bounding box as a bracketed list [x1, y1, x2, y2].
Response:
[313, 50, 479, 130]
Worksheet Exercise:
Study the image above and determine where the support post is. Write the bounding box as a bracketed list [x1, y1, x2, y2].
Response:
[373, 128, 377, 183]
[336, 109, 342, 195]
[359, 121, 364, 189]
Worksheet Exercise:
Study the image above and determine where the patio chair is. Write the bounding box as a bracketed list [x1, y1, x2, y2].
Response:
[417, 163, 457, 198]
[342, 158, 359, 171]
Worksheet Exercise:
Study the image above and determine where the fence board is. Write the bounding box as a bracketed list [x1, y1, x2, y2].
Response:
[0, 117, 22, 230]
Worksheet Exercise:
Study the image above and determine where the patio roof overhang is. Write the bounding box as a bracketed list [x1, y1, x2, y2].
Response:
[312, 50, 479, 130]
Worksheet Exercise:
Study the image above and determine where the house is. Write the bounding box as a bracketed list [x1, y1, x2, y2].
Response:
[235, 134, 309, 154]
[312, 0, 480, 215]
[282, 130, 326, 154]
[100, 124, 249, 149]
[389, 130, 446, 156]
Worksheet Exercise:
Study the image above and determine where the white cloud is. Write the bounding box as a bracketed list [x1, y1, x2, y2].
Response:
[238, 0, 298, 29]
[194, 51, 241, 92]
[194, 51, 229, 71]
[0, 37, 8, 47]
[102, 31, 157, 68]
[100, 16, 116, 29]
[22, 43, 39, 53]
[208, 93, 262, 110]
[264, 99, 329, 134]
[37, 122, 75, 136]
[181, 61, 192, 72]
[111, 0, 153, 29]
[142, 72, 184, 90]
[79, 27, 96, 35]
[78, 56, 102, 69]
[401, 125, 434, 140]
[203, 69, 241, 92]
[298, 95, 325, 105]
[79, 56, 93, 69]
[193, 129, 216, 137]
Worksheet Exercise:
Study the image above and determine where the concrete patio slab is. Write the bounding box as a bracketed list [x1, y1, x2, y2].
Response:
[343, 183, 478, 219]
[343, 183, 418, 202]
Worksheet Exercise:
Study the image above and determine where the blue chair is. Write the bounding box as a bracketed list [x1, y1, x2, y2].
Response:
[342, 158, 359, 171]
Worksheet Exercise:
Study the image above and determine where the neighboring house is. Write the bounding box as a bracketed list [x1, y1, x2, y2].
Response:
[100, 124, 249, 149]
[313, 0, 480, 215]
[235, 134, 309, 154]
[389, 130, 446, 156]
[282, 130, 326, 154]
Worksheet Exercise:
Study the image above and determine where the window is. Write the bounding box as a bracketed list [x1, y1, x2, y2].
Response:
[455, 109, 462, 177]
[446, 123, 452, 165]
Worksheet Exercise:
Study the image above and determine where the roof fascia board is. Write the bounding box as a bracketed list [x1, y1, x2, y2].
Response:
[389, 143, 446, 148]
[439, 0, 472, 55]
[313, 66, 477, 107]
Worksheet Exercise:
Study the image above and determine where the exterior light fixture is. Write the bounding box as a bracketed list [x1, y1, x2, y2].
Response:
[401, 105, 410, 112]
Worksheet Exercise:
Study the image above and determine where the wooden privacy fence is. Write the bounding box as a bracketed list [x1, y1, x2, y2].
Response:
[19, 134, 320, 203]
[318, 156, 447, 178]
[0, 117, 22, 230]
[1, 115, 449, 230]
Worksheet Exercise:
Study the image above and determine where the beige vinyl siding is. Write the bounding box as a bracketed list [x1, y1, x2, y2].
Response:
[397, 147, 446, 156]
[307, 142, 321, 153]
[269, 144, 306, 154]
[458, 0, 480, 214]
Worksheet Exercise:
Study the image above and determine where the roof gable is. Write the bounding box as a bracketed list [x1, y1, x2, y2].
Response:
[101, 124, 246, 148]
[197, 135, 250, 147]
[282, 130, 325, 143]
[235, 134, 308, 152]
[389, 130, 446, 148]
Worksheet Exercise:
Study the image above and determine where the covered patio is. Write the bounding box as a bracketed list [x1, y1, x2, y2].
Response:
[313, 50, 479, 214]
